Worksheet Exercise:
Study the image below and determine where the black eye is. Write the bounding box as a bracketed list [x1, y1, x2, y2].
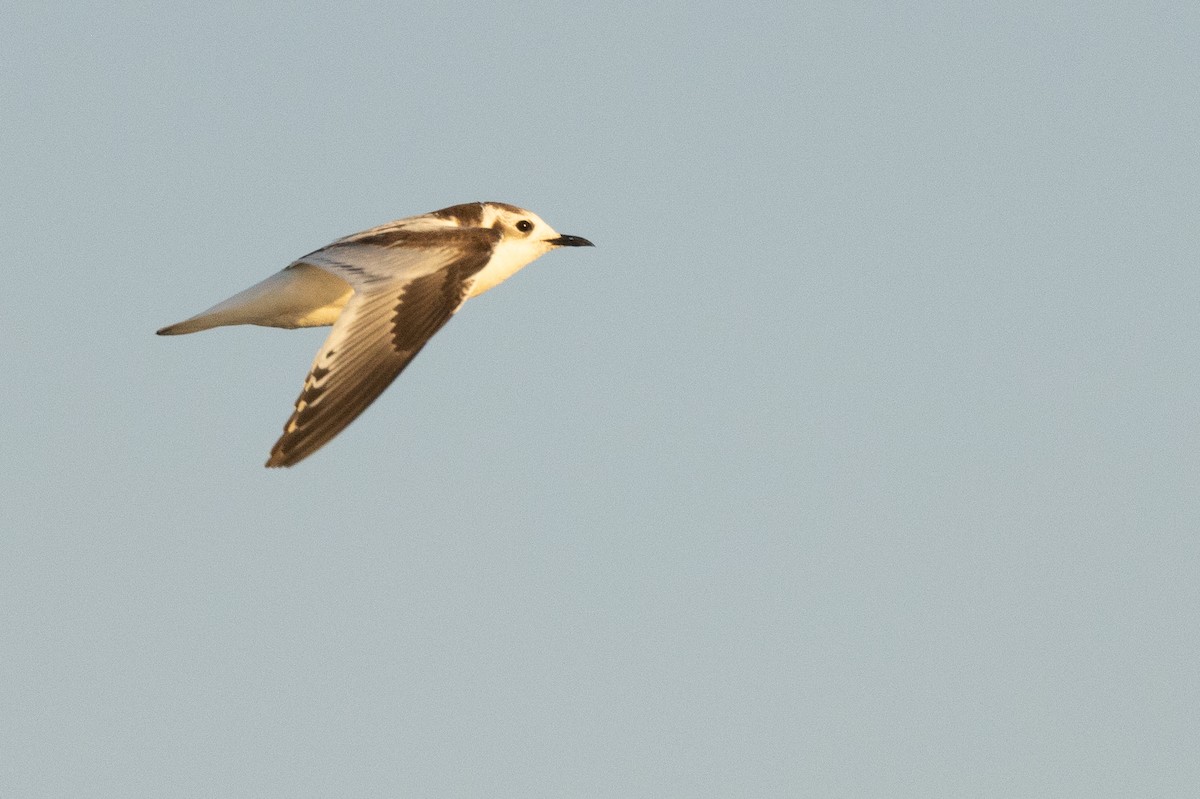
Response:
[516, 220, 533, 233]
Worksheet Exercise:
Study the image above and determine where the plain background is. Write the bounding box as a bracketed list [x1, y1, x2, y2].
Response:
[3, 2, 1199, 796]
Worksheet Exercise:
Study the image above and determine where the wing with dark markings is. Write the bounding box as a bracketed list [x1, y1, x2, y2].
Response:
[266, 240, 493, 467]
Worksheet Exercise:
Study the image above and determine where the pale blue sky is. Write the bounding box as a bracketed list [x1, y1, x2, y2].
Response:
[3, 2, 1199, 796]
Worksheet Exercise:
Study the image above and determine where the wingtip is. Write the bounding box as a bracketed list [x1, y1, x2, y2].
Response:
[265, 442, 303, 468]
[264, 452, 291, 468]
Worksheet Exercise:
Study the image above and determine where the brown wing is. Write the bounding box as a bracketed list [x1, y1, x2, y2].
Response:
[265, 262, 483, 468]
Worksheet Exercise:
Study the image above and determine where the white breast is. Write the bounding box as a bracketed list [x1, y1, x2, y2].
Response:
[466, 238, 552, 298]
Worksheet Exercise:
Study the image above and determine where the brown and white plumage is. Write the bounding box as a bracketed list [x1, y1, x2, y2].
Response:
[157, 202, 593, 467]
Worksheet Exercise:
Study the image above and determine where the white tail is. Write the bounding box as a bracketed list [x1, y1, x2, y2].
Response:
[156, 264, 353, 335]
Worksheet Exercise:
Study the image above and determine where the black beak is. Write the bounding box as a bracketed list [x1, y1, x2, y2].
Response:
[547, 234, 594, 247]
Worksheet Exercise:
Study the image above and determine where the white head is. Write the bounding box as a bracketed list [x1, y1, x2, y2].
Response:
[480, 202, 593, 251]
[436, 202, 593, 297]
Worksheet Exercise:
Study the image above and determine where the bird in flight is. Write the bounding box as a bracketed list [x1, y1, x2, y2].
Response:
[157, 201, 594, 467]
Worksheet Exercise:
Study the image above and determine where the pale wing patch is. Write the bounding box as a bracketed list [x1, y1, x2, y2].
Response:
[335, 211, 466, 243]
[298, 244, 450, 289]
[295, 228, 501, 288]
